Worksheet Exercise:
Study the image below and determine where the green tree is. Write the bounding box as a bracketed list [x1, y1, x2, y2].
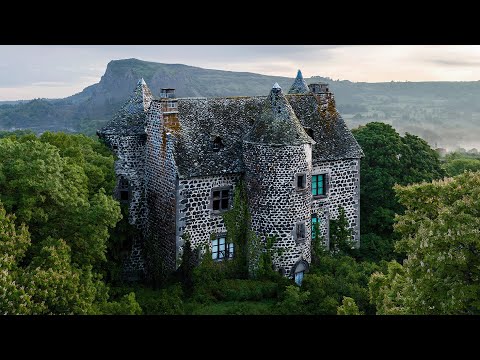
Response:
[0, 202, 140, 314]
[178, 233, 196, 295]
[443, 158, 480, 177]
[277, 285, 310, 315]
[369, 171, 480, 314]
[337, 296, 362, 315]
[352, 122, 445, 262]
[0, 136, 121, 267]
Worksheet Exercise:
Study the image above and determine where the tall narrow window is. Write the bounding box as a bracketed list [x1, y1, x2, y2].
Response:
[296, 222, 306, 244]
[211, 236, 234, 261]
[311, 215, 320, 239]
[312, 174, 326, 196]
[296, 173, 306, 190]
[118, 177, 130, 203]
[212, 188, 230, 212]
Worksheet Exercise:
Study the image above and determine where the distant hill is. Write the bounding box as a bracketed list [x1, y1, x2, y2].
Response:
[1, 58, 480, 150]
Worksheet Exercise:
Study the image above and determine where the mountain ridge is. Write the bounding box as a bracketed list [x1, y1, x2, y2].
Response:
[1, 58, 480, 149]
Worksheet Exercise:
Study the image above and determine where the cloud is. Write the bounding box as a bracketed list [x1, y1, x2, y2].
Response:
[429, 58, 480, 67]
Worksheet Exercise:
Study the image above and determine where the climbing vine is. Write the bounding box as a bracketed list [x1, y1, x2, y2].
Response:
[222, 180, 283, 279]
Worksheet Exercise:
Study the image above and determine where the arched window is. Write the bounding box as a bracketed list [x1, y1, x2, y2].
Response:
[212, 136, 224, 152]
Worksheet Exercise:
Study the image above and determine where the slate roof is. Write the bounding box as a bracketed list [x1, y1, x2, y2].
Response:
[246, 83, 314, 146]
[99, 75, 364, 178]
[171, 91, 363, 178]
[98, 78, 153, 136]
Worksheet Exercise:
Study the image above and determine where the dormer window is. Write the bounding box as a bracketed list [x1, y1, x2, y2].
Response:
[212, 136, 224, 152]
[304, 127, 314, 140]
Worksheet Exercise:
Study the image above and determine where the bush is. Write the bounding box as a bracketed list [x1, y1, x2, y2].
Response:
[133, 284, 185, 315]
[214, 279, 279, 302]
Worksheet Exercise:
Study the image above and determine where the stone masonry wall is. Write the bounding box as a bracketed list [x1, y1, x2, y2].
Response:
[144, 101, 178, 272]
[103, 133, 147, 276]
[176, 174, 241, 262]
[243, 142, 313, 277]
[312, 159, 361, 247]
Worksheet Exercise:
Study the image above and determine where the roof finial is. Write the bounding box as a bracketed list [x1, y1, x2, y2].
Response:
[138, 78, 146, 85]
[272, 82, 281, 90]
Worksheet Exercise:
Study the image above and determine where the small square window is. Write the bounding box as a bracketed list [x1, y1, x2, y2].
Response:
[296, 173, 306, 190]
[212, 187, 230, 212]
[211, 236, 234, 261]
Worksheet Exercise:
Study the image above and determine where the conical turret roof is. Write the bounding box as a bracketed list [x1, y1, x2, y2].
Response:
[288, 70, 310, 94]
[99, 78, 153, 135]
[246, 83, 314, 145]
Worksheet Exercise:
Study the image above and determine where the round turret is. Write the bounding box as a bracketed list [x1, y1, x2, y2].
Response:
[243, 83, 314, 278]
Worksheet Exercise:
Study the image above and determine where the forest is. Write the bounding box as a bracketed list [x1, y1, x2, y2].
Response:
[1, 123, 479, 315]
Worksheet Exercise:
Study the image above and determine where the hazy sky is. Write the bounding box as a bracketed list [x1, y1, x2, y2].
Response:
[1, 45, 480, 101]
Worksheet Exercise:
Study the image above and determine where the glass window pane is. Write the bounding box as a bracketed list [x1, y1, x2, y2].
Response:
[219, 237, 225, 245]
[212, 252, 217, 260]
[312, 188, 317, 196]
[319, 186, 324, 195]
[221, 199, 229, 209]
[222, 190, 229, 198]
[213, 200, 220, 210]
[312, 182, 317, 189]
[212, 239, 218, 247]
[213, 191, 220, 198]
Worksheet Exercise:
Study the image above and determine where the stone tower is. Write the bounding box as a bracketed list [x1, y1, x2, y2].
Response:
[243, 83, 315, 278]
[97, 78, 153, 228]
[97, 78, 153, 278]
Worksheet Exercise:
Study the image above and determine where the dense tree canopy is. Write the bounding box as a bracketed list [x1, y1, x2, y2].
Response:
[442, 152, 480, 177]
[369, 171, 480, 314]
[0, 132, 140, 314]
[0, 133, 120, 267]
[352, 122, 445, 261]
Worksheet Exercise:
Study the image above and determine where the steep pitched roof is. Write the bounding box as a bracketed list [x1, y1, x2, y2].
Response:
[288, 70, 310, 94]
[287, 94, 364, 162]
[170, 93, 363, 178]
[246, 83, 314, 145]
[99, 78, 153, 136]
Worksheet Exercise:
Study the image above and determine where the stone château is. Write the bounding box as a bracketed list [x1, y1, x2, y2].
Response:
[98, 70, 364, 284]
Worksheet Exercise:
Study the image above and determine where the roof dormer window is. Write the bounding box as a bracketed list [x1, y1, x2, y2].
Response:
[212, 136, 224, 152]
